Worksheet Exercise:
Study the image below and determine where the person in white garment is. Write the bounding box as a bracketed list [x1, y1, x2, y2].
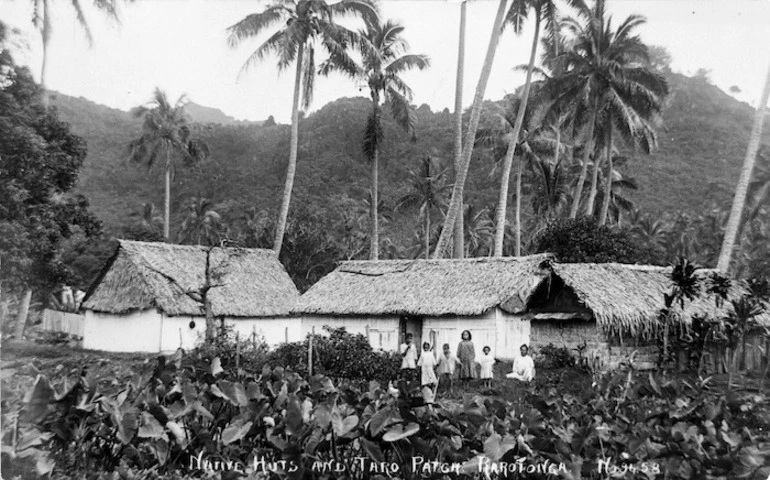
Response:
[506, 344, 535, 382]
[400, 333, 418, 381]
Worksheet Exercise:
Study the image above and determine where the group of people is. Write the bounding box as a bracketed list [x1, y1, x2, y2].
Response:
[399, 330, 535, 396]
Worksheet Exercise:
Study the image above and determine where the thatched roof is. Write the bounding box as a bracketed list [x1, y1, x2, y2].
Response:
[548, 263, 770, 337]
[295, 254, 553, 316]
[82, 240, 299, 317]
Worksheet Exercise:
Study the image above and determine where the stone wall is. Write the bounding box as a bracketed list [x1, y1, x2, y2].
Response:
[530, 319, 658, 370]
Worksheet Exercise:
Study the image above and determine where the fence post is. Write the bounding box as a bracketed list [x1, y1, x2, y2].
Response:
[14, 289, 32, 339]
[236, 331, 241, 373]
[308, 326, 315, 376]
[285, 326, 289, 344]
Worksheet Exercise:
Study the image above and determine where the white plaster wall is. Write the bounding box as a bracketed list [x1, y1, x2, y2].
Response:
[301, 316, 400, 351]
[224, 317, 302, 347]
[495, 309, 531, 360]
[160, 315, 207, 352]
[422, 312, 497, 357]
[83, 309, 162, 352]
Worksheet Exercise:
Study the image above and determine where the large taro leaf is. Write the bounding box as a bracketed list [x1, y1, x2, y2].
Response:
[222, 420, 253, 445]
[309, 375, 336, 395]
[314, 402, 333, 429]
[285, 395, 303, 436]
[730, 445, 770, 479]
[484, 433, 517, 462]
[153, 437, 169, 465]
[218, 380, 249, 407]
[383, 422, 419, 442]
[369, 407, 400, 437]
[23, 375, 54, 423]
[138, 412, 165, 439]
[360, 438, 385, 463]
[166, 421, 187, 447]
[333, 414, 359, 438]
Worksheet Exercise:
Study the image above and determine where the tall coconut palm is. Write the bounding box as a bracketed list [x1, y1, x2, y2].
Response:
[717, 63, 770, 272]
[128, 88, 210, 240]
[452, 0, 468, 259]
[323, 18, 429, 260]
[544, 0, 667, 219]
[227, 0, 378, 255]
[475, 91, 538, 256]
[491, 0, 582, 256]
[31, 0, 125, 106]
[432, 0, 509, 259]
[396, 156, 452, 259]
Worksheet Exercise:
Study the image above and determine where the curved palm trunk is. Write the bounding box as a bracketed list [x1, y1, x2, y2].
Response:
[452, 0, 467, 259]
[584, 154, 603, 217]
[514, 156, 523, 256]
[433, 0, 508, 259]
[717, 63, 770, 272]
[599, 125, 613, 225]
[425, 210, 430, 259]
[493, 12, 540, 257]
[569, 106, 597, 219]
[164, 148, 171, 241]
[370, 96, 381, 260]
[273, 42, 304, 254]
[40, 0, 52, 107]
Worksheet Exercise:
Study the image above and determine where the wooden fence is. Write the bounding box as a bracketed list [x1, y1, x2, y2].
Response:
[700, 328, 769, 374]
[42, 309, 84, 338]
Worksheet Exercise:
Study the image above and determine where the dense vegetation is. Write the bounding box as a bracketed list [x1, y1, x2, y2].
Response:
[3, 338, 770, 480]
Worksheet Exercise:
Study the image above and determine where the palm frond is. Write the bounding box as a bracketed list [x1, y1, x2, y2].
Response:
[226, 7, 290, 48]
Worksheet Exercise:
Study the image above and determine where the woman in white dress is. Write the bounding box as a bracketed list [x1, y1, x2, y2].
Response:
[506, 344, 535, 382]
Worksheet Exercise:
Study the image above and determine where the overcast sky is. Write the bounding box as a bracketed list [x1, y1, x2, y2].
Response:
[1, 0, 768, 123]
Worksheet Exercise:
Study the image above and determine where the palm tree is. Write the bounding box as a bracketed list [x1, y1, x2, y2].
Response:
[432, 0, 509, 259]
[491, 0, 582, 256]
[475, 92, 538, 256]
[597, 154, 637, 225]
[452, 0, 468, 259]
[128, 88, 210, 240]
[526, 152, 571, 222]
[31, 0, 124, 106]
[463, 203, 495, 257]
[396, 156, 452, 259]
[324, 18, 429, 260]
[717, 63, 770, 272]
[544, 0, 667, 219]
[227, 0, 378, 255]
[179, 197, 222, 246]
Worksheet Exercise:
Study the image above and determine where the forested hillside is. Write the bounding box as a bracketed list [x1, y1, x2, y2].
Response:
[53, 72, 767, 238]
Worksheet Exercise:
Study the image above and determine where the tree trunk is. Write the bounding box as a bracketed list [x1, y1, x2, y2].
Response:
[433, 0, 508, 260]
[164, 150, 171, 241]
[452, 0, 467, 259]
[40, 0, 51, 107]
[370, 96, 381, 260]
[717, 63, 770, 272]
[425, 210, 430, 260]
[552, 122, 562, 168]
[599, 125, 613, 225]
[584, 153, 603, 217]
[514, 156, 523, 256]
[493, 12, 540, 257]
[14, 289, 32, 339]
[273, 41, 305, 255]
[569, 107, 597, 219]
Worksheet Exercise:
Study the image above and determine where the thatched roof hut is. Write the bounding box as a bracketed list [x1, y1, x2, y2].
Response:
[539, 262, 770, 338]
[295, 254, 553, 317]
[82, 240, 299, 317]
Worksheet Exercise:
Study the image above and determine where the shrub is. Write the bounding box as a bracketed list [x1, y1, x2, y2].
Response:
[193, 323, 270, 374]
[268, 326, 401, 383]
[535, 343, 575, 369]
[532, 217, 652, 263]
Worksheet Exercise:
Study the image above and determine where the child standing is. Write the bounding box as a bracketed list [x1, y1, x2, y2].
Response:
[479, 346, 495, 388]
[400, 333, 418, 381]
[437, 343, 459, 394]
[417, 342, 438, 392]
[457, 330, 476, 388]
